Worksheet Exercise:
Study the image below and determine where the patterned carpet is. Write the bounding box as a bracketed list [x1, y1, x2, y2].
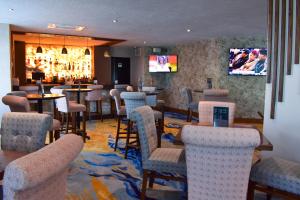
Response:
[64, 113, 271, 200]
[65, 113, 189, 200]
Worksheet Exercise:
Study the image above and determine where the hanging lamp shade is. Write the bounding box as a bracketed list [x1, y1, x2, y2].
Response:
[36, 34, 42, 53]
[36, 46, 43, 53]
[62, 47, 68, 54]
[85, 48, 90, 55]
[61, 35, 68, 54]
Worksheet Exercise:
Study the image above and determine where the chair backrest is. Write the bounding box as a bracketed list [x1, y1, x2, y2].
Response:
[203, 89, 229, 97]
[50, 88, 69, 113]
[181, 87, 193, 105]
[86, 85, 103, 101]
[19, 86, 39, 94]
[6, 91, 27, 97]
[126, 85, 134, 92]
[199, 101, 236, 126]
[120, 92, 146, 119]
[114, 84, 128, 92]
[2, 95, 31, 112]
[3, 134, 83, 200]
[110, 89, 122, 115]
[1, 112, 52, 153]
[131, 106, 157, 163]
[142, 86, 156, 92]
[182, 125, 260, 200]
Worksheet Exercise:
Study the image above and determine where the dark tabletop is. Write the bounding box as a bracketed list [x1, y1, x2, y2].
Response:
[26, 93, 65, 100]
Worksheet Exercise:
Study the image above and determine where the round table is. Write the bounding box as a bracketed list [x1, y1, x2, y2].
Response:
[26, 93, 65, 113]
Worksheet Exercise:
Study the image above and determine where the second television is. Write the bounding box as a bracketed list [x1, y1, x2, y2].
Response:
[149, 55, 178, 73]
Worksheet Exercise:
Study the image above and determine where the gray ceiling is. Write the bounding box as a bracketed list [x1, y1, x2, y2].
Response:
[0, 0, 267, 46]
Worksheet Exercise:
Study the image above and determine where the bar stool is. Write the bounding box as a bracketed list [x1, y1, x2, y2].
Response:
[50, 88, 87, 141]
[85, 85, 103, 121]
[181, 87, 198, 122]
[2, 95, 61, 143]
[110, 89, 127, 151]
[120, 92, 163, 159]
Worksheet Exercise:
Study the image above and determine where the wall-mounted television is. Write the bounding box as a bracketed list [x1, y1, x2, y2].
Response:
[228, 48, 267, 76]
[149, 55, 178, 73]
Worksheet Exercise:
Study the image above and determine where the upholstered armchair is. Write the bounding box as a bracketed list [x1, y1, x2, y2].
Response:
[3, 134, 83, 200]
[181, 87, 198, 122]
[182, 125, 260, 200]
[198, 101, 236, 126]
[0, 112, 52, 172]
[2, 95, 61, 142]
[131, 106, 186, 200]
[203, 89, 229, 97]
[6, 91, 27, 97]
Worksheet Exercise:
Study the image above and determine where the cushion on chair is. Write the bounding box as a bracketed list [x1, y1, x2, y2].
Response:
[144, 148, 186, 175]
[69, 102, 86, 112]
[0, 150, 28, 172]
[250, 157, 300, 195]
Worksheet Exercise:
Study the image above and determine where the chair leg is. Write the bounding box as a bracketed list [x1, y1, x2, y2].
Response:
[124, 120, 131, 159]
[149, 171, 155, 188]
[157, 119, 162, 148]
[54, 130, 60, 140]
[186, 108, 191, 122]
[82, 111, 87, 142]
[49, 131, 54, 143]
[141, 170, 149, 200]
[71, 112, 76, 133]
[85, 101, 90, 121]
[114, 115, 121, 151]
[247, 181, 255, 200]
[66, 113, 70, 134]
[99, 100, 103, 122]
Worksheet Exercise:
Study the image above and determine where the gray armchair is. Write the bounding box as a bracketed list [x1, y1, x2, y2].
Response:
[0, 112, 52, 172]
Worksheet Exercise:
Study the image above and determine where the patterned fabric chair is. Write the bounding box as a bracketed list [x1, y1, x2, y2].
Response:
[3, 134, 83, 200]
[0, 112, 52, 173]
[248, 157, 300, 200]
[2, 95, 61, 143]
[114, 84, 128, 93]
[181, 87, 198, 122]
[50, 88, 87, 141]
[85, 84, 104, 122]
[198, 101, 236, 127]
[121, 92, 163, 158]
[182, 125, 260, 200]
[110, 89, 127, 151]
[203, 89, 229, 97]
[131, 106, 186, 200]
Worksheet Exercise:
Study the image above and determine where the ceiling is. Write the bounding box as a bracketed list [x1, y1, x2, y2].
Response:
[0, 0, 267, 47]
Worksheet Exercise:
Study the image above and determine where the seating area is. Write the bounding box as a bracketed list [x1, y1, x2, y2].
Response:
[0, 0, 300, 200]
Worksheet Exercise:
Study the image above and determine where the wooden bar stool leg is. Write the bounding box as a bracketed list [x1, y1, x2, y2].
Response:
[49, 131, 54, 143]
[149, 171, 155, 188]
[66, 113, 70, 134]
[247, 181, 255, 200]
[99, 100, 103, 122]
[82, 111, 87, 142]
[124, 120, 131, 159]
[114, 115, 121, 151]
[186, 108, 190, 122]
[85, 101, 90, 121]
[141, 170, 149, 200]
[54, 130, 60, 140]
[71, 112, 76, 133]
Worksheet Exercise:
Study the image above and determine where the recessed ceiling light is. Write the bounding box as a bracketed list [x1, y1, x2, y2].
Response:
[112, 19, 118, 23]
[8, 8, 14, 12]
[75, 26, 85, 31]
[143, 41, 147, 44]
[48, 23, 56, 29]
[186, 29, 192, 33]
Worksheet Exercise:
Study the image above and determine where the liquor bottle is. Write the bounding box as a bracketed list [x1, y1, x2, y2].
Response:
[64, 64, 67, 70]
[72, 62, 75, 71]
[68, 62, 71, 70]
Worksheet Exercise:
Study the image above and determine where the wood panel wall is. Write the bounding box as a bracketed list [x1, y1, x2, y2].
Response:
[269, 0, 300, 119]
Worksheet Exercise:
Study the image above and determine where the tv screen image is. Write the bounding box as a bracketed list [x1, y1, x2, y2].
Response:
[228, 48, 267, 76]
[149, 55, 178, 73]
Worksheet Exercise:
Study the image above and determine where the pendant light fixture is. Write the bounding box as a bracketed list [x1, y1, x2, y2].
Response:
[84, 37, 90, 56]
[104, 48, 111, 58]
[62, 35, 68, 54]
[36, 34, 43, 54]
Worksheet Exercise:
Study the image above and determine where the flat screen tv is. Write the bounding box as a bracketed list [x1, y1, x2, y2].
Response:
[149, 55, 178, 73]
[228, 48, 267, 76]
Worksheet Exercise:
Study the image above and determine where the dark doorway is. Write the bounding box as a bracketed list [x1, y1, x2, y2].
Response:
[111, 57, 130, 85]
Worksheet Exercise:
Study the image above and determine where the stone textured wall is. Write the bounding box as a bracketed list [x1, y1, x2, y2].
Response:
[143, 37, 267, 119]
